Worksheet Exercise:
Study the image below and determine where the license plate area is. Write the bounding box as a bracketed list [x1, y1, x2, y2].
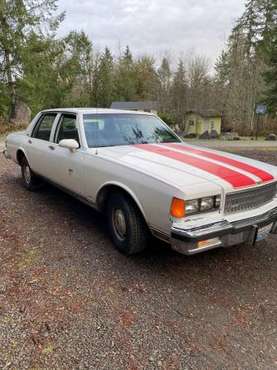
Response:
[256, 223, 273, 242]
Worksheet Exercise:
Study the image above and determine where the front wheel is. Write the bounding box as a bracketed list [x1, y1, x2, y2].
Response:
[21, 157, 42, 191]
[107, 193, 149, 255]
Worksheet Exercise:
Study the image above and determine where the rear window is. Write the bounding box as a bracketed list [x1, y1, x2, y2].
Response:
[32, 114, 57, 141]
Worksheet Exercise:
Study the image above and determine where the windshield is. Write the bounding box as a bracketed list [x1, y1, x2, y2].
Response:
[83, 113, 181, 148]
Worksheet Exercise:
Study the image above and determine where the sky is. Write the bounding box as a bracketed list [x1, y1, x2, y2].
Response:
[57, 0, 246, 67]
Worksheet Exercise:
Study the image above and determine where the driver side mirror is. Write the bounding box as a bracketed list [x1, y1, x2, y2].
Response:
[59, 139, 79, 152]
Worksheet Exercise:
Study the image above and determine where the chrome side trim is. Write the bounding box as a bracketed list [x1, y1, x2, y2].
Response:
[36, 175, 98, 210]
[151, 228, 170, 243]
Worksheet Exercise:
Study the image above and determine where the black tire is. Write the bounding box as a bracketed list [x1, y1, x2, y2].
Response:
[21, 156, 42, 191]
[107, 192, 149, 255]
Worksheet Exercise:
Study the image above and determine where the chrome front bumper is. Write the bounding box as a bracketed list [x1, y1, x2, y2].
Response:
[171, 207, 277, 255]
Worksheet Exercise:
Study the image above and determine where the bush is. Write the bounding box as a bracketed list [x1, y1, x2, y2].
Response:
[199, 130, 210, 139]
[184, 133, 197, 139]
[157, 112, 176, 127]
[210, 129, 219, 139]
[0, 122, 27, 136]
[265, 133, 277, 141]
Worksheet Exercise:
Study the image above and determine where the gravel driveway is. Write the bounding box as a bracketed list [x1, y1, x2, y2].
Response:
[0, 150, 277, 370]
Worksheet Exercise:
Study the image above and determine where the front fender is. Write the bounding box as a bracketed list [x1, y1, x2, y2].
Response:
[96, 181, 147, 220]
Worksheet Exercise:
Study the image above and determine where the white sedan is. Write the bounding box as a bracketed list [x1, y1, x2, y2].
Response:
[3, 108, 277, 255]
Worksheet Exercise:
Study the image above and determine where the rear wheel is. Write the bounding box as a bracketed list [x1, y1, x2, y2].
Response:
[107, 193, 149, 255]
[21, 156, 42, 191]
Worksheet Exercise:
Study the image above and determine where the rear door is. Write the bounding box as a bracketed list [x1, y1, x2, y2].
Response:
[25, 113, 58, 180]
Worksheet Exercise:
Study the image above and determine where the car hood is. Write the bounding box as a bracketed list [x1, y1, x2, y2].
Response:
[87, 143, 277, 193]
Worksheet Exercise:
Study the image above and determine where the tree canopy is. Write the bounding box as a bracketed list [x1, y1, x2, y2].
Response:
[0, 0, 276, 133]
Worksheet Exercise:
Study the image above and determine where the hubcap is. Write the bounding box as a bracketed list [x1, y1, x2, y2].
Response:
[112, 208, 127, 240]
[23, 165, 31, 185]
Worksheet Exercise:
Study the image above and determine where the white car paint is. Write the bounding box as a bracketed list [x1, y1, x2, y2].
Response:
[4, 108, 277, 254]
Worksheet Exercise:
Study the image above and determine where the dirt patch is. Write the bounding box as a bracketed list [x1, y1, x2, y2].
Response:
[0, 150, 277, 369]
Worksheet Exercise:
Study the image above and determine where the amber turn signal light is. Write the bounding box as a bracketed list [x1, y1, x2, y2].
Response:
[170, 197, 185, 218]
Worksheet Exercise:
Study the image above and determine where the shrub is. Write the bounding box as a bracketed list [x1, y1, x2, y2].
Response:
[199, 130, 210, 139]
[184, 133, 197, 139]
[0, 122, 27, 136]
[210, 129, 219, 139]
[265, 133, 277, 141]
[158, 112, 176, 127]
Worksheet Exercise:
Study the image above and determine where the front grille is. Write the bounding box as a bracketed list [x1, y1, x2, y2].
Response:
[225, 182, 276, 214]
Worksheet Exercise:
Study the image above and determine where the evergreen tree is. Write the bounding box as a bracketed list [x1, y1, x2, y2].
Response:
[263, 0, 277, 113]
[214, 0, 276, 132]
[18, 34, 64, 112]
[157, 57, 171, 112]
[264, 25, 277, 112]
[0, 0, 64, 121]
[95, 47, 114, 107]
[114, 46, 136, 101]
[60, 31, 93, 107]
[134, 56, 158, 100]
[170, 60, 188, 127]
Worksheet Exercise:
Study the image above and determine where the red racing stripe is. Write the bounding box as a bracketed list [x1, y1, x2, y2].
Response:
[135, 144, 256, 188]
[165, 143, 274, 183]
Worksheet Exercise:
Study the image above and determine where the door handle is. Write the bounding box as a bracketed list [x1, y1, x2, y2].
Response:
[48, 145, 55, 150]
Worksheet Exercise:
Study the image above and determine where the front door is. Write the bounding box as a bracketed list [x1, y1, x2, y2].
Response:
[48, 113, 85, 195]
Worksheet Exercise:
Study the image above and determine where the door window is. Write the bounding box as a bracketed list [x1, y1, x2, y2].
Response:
[32, 114, 57, 141]
[55, 114, 79, 144]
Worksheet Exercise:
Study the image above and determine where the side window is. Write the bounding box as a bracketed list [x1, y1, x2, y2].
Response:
[32, 114, 57, 141]
[55, 114, 79, 144]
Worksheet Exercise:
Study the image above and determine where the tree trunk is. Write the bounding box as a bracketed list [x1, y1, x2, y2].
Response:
[4, 50, 16, 123]
[8, 81, 16, 122]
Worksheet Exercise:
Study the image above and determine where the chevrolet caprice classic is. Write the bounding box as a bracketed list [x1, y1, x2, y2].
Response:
[3, 108, 277, 255]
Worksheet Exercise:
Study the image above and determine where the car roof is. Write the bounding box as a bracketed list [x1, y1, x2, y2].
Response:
[41, 108, 155, 115]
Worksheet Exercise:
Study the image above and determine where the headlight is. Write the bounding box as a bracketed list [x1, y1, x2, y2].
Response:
[186, 195, 221, 215]
[200, 197, 214, 212]
[186, 199, 200, 215]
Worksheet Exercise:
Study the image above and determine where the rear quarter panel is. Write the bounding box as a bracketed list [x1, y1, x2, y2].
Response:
[6, 114, 40, 164]
[6, 132, 28, 163]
